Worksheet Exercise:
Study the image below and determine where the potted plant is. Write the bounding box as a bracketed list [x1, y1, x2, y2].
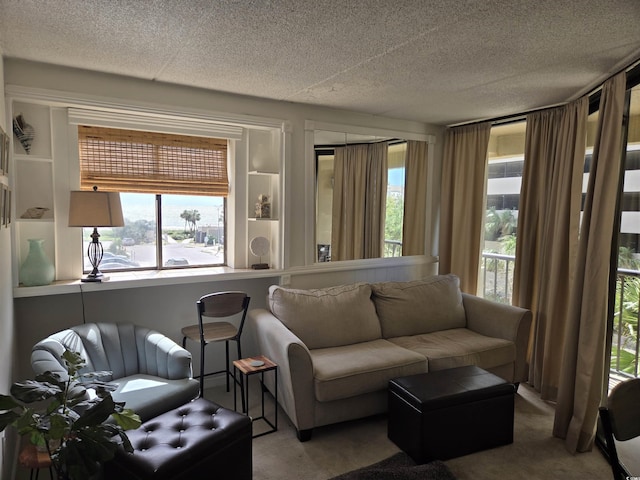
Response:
[0, 349, 141, 479]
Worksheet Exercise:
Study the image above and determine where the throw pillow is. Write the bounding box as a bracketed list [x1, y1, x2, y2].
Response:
[371, 274, 466, 338]
[268, 283, 382, 349]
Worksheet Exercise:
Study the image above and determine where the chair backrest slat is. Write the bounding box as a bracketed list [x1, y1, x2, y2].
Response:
[608, 378, 640, 441]
[198, 291, 249, 318]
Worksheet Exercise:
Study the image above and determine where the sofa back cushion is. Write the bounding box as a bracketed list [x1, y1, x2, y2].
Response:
[371, 274, 466, 338]
[268, 283, 382, 349]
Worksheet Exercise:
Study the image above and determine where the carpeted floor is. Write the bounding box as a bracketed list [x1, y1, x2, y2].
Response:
[9, 378, 612, 480]
[197, 381, 611, 480]
[328, 452, 456, 480]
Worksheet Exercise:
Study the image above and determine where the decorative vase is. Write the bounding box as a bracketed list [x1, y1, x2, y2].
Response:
[20, 239, 55, 286]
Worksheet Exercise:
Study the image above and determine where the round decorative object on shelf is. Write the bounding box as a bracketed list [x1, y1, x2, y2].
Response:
[250, 236, 270, 270]
[19, 238, 55, 286]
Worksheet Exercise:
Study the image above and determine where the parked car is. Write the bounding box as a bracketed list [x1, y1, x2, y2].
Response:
[122, 237, 135, 246]
[165, 258, 189, 266]
[87, 252, 139, 271]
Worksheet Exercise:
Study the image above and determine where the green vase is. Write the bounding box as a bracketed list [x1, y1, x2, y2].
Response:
[20, 238, 55, 286]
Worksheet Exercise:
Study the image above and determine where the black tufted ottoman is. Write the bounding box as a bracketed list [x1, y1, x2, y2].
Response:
[105, 397, 252, 480]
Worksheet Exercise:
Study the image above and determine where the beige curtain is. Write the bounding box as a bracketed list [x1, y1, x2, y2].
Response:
[403, 140, 429, 255]
[554, 72, 626, 453]
[512, 98, 588, 400]
[439, 123, 491, 294]
[331, 142, 388, 260]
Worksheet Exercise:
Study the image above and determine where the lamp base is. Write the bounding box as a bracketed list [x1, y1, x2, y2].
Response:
[81, 271, 109, 282]
[81, 277, 101, 283]
[251, 263, 270, 270]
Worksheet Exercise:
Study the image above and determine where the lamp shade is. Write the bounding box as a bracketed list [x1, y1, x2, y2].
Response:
[68, 189, 124, 227]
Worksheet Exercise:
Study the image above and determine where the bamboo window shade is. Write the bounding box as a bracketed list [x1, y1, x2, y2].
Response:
[78, 126, 229, 196]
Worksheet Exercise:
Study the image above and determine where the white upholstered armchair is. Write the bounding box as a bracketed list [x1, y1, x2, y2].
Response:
[31, 322, 200, 421]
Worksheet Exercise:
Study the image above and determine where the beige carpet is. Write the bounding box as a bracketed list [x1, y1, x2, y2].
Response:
[203, 381, 612, 480]
[9, 379, 611, 480]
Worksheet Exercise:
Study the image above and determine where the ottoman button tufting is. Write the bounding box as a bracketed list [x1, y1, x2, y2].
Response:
[106, 398, 252, 480]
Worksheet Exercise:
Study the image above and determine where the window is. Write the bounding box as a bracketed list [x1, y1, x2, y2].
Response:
[385, 142, 406, 258]
[77, 126, 228, 272]
[479, 122, 526, 303]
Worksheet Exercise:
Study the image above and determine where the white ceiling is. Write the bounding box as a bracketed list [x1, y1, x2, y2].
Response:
[1, 0, 639, 126]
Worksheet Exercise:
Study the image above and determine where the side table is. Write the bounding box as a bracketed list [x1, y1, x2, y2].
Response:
[19, 443, 53, 480]
[233, 355, 278, 438]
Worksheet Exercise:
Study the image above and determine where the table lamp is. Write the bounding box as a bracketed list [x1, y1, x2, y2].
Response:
[68, 186, 124, 282]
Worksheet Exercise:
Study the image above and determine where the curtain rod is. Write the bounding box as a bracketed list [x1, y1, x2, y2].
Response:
[314, 138, 404, 149]
[448, 54, 640, 130]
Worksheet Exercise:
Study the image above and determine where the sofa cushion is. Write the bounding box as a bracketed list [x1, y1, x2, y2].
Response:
[268, 283, 381, 349]
[371, 274, 466, 338]
[310, 339, 427, 402]
[388, 328, 515, 372]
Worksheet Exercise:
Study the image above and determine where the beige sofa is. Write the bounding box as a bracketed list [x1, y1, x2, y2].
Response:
[248, 274, 532, 441]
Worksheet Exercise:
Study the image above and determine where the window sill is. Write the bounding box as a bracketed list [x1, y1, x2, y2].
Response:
[13, 267, 284, 298]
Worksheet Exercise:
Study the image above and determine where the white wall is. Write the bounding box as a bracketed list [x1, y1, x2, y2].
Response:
[5, 58, 444, 268]
[5, 58, 443, 409]
[0, 54, 18, 480]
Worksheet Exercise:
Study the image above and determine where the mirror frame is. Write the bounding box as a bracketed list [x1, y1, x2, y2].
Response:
[304, 120, 437, 266]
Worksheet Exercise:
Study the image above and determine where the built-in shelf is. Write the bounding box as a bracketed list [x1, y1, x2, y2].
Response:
[13, 154, 53, 163]
[247, 128, 282, 269]
[10, 99, 57, 287]
[16, 218, 55, 223]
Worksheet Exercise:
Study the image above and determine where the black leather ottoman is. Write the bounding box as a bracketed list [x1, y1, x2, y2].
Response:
[105, 397, 252, 480]
[388, 365, 515, 463]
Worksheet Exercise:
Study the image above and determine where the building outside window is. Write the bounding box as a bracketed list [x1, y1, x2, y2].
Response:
[479, 122, 525, 303]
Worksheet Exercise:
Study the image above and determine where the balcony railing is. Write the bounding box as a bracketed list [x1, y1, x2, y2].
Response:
[384, 240, 402, 258]
[480, 252, 515, 305]
[480, 252, 640, 386]
[611, 268, 640, 383]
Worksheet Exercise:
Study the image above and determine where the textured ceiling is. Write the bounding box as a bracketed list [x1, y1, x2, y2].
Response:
[1, 0, 639, 126]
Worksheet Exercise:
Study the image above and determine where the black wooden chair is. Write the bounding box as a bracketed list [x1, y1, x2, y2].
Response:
[599, 377, 640, 479]
[181, 291, 250, 400]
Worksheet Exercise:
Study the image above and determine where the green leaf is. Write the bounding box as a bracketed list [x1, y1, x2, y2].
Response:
[55, 436, 102, 480]
[113, 429, 135, 453]
[15, 410, 39, 433]
[10, 380, 62, 403]
[81, 371, 113, 381]
[45, 398, 62, 415]
[62, 350, 86, 378]
[73, 395, 116, 429]
[35, 371, 67, 386]
[77, 426, 119, 461]
[112, 409, 141, 430]
[0, 410, 21, 431]
[0, 394, 20, 411]
[48, 413, 71, 440]
[29, 431, 46, 449]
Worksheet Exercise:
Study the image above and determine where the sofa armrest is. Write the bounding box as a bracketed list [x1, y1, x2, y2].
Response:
[248, 308, 315, 432]
[462, 293, 532, 383]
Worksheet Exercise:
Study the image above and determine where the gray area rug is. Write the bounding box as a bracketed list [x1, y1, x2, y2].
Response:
[329, 452, 457, 480]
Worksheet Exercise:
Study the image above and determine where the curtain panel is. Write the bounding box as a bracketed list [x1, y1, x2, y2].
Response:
[403, 140, 429, 256]
[554, 72, 627, 453]
[439, 123, 491, 294]
[331, 142, 388, 261]
[512, 98, 588, 401]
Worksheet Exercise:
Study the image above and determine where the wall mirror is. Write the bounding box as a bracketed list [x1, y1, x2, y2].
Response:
[306, 121, 436, 265]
